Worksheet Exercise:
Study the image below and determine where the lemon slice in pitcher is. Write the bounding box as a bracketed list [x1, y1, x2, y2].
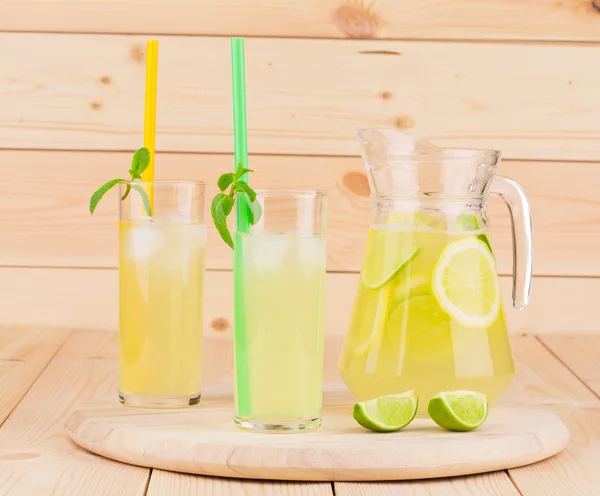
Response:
[432, 237, 500, 328]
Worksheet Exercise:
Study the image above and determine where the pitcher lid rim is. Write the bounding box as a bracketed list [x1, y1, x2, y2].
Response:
[356, 127, 501, 160]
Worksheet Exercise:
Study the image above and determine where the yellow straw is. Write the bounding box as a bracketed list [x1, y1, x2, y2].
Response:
[142, 40, 159, 210]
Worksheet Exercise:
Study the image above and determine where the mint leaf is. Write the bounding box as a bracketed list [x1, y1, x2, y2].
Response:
[211, 193, 234, 248]
[90, 178, 124, 214]
[131, 147, 151, 176]
[217, 173, 235, 192]
[235, 163, 253, 180]
[121, 184, 132, 200]
[211, 192, 225, 223]
[131, 184, 152, 217]
[245, 195, 262, 225]
[234, 182, 257, 202]
[211, 165, 260, 249]
[90, 147, 154, 216]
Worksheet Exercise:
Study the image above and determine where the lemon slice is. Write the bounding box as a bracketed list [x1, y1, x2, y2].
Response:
[432, 237, 500, 328]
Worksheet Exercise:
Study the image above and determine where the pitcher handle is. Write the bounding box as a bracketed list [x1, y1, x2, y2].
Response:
[490, 176, 533, 310]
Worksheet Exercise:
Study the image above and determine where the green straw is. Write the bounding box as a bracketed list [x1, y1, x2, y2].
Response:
[231, 37, 251, 417]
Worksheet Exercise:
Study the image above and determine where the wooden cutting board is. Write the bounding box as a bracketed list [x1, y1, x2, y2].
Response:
[65, 392, 569, 482]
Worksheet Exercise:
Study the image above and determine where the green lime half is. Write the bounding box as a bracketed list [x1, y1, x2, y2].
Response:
[456, 213, 493, 252]
[353, 390, 419, 432]
[428, 390, 489, 431]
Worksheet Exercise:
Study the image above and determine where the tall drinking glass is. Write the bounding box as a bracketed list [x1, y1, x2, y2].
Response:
[234, 190, 328, 431]
[118, 181, 206, 408]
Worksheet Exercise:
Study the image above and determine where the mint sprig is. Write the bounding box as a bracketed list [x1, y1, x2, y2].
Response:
[89, 147, 152, 216]
[212, 163, 261, 249]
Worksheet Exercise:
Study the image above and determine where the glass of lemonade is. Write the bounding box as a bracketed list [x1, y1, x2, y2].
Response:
[118, 180, 206, 408]
[233, 190, 327, 432]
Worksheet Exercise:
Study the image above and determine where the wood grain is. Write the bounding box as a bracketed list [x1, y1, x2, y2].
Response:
[0, 328, 598, 493]
[148, 471, 333, 495]
[503, 337, 600, 496]
[1, 34, 600, 160]
[0, 267, 119, 331]
[65, 398, 569, 481]
[509, 408, 600, 496]
[0, 330, 149, 495]
[506, 336, 599, 406]
[334, 471, 520, 495]
[1, 150, 598, 277]
[2, 0, 600, 42]
[540, 335, 600, 398]
[1, 268, 599, 335]
[0, 325, 70, 425]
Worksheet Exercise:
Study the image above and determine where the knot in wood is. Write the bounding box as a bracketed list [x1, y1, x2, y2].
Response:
[333, 2, 378, 39]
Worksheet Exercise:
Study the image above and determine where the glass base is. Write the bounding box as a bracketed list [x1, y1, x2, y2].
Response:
[119, 391, 200, 408]
[234, 415, 321, 433]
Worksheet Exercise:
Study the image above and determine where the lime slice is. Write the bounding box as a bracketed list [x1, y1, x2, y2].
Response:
[384, 294, 452, 369]
[353, 390, 418, 432]
[353, 284, 392, 354]
[456, 213, 493, 252]
[432, 237, 500, 328]
[360, 229, 419, 289]
[391, 275, 431, 304]
[361, 212, 442, 289]
[388, 212, 444, 231]
[428, 390, 489, 431]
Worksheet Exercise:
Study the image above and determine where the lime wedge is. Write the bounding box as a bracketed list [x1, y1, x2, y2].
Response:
[428, 390, 489, 431]
[353, 390, 418, 432]
[360, 228, 419, 289]
[456, 213, 493, 252]
[432, 237, 501, 328]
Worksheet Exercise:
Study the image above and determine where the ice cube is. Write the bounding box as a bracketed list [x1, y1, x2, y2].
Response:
[298, 237, 326, 279]
[180, 225, 206, 285]
[126, 224, 166, 261]
[249, 233, 293, 271]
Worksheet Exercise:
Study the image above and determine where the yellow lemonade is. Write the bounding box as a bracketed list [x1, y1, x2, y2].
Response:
[339, 220, 514, 413]
[234, 232, 326, 430]
[119, 217, 206, 406]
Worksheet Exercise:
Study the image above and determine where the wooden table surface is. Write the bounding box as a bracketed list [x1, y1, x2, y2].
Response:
[0, 326, 599, 495]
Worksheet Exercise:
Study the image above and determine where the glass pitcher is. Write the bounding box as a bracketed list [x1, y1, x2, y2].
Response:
[339, 129, 532, 413]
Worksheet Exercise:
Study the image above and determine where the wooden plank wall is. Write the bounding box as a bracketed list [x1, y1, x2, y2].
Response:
[0, 0, 598, 334]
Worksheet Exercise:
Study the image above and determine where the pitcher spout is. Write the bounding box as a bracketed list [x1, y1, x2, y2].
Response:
[356, 128, 500, 199]
[357, 128, 441, 161]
